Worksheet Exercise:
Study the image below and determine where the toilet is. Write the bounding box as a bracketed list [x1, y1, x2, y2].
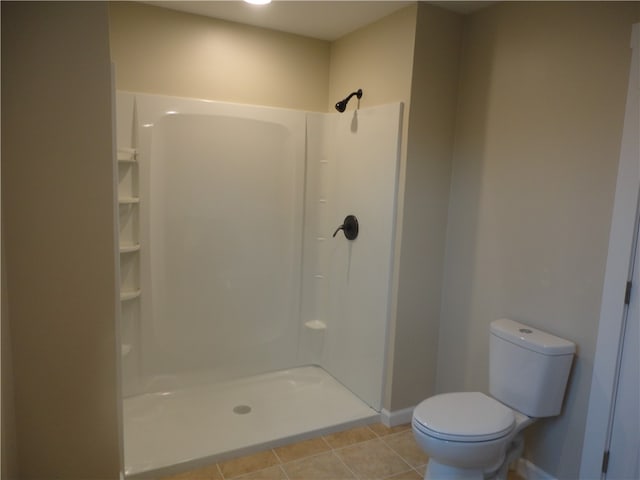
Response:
[412, 318, 575, 480]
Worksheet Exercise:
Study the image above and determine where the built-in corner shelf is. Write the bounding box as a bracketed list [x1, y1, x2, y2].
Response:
[117, 147, 141, 307]
[120, 289, 141, 302]
[118, 196, 140, 205]
[119, 243, 141, 254]
[305, 320, 327, 331]
[117, 148, 137, 163]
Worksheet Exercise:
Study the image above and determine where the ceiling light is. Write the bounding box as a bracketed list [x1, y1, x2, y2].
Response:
[244, 0, 271, 5]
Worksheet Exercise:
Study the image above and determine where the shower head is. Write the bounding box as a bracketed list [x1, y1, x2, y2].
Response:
[335, 89, 363, 113]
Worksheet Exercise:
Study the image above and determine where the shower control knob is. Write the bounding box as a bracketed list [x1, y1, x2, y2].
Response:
[333, 215, 359, 240]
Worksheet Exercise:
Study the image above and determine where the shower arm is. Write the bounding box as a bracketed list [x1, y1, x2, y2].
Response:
[335, 89, 363, 112]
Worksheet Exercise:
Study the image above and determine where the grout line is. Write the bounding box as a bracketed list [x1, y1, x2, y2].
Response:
[380, 467, 418, 480]
[377, 432, 417, 475]
[365, 424, 379, 438]
[278, 464, 291, 480]
[284, 448, 336, 465]
[271, 448, 284, 465]
[330, 436, 380, 454]
[332, 450, 360, 480]
[318, 435, 332, 452]
[379, 430, 409, 454]
[332, 432, 416, 479]
[163, 423, 415, 480]
[413, 465, 427, 478]
[321, 424, 378, 451]
[384, 428, 411, 440]
[395, 456, 415, 475]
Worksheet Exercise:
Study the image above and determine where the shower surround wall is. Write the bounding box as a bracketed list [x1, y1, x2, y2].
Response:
[147, 113, 303, 382]
[108, 0, 435, 422]
[302, 106, 402, 408]
[116, 92, 401, 472]
[118, 93, 307, 395]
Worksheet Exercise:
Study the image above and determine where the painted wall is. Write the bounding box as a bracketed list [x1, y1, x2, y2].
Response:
[438, 3, 639, 478]
[328, 5, 417, 113]
[109, 2, 330, 112]
[2, 246, 17, 480]
[1, 2, 121, 478]
[389, 3, 463, 411]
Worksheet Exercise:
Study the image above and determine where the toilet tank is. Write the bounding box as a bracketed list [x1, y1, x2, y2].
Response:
[489, 319, 575, 418]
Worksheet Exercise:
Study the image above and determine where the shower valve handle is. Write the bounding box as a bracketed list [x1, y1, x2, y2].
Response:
[333, 215, 359, 240]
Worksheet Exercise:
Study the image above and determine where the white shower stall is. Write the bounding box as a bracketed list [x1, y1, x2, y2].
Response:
[115, 92, 402, 476]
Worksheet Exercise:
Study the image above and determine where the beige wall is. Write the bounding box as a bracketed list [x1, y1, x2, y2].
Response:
[327, 4, 417, 112]
[2, 245, 17, 479]
[438, 3, 638, 478]
[1, 2, 121, 478]
[389, 3, 463, 411]
[109, 2, 330, 112]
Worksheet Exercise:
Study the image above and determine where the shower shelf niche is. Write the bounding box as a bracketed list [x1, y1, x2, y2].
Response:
[117, 148, 137, 163]
[120, 289, 141, 302]
[118, 196, 140, 205]
[117, 146, 141, 376]
[304, 320, 327, 330]
[120, 243, 141, 254]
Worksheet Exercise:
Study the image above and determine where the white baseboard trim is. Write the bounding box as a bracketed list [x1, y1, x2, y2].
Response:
[380, 406, 415, 427]
[514, 458, 556, 480]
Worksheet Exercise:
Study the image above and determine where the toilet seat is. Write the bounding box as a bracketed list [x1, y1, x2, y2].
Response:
[413, 392, 515, 443]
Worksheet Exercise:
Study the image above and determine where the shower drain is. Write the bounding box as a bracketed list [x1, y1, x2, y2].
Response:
[233, 405, 252, 415]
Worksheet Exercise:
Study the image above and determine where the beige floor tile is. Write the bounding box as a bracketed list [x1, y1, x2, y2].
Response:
[218, 450, 280, 479]
[368, 423, 411, 437]
[161, 464, 222, 479]
[384, 469, 423, 480]
[274, 436, 331, 463]
[322, 425, 377, 449]
[382, 431, 429, 468]
[282, 451, 356, 479]
[335, 438, 412, 480]
[232, 465, 288, 480]
[415, 464, 427, 477]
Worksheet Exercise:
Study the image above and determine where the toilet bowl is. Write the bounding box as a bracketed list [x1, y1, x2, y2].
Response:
[411, 319, 575, 480]
[412, 392, 534, 479]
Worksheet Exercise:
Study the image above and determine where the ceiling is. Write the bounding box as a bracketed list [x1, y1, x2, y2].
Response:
[144, 1, 496, 41]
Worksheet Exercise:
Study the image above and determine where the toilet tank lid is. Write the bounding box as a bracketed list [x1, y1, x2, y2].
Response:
[490, 319, 575, 356]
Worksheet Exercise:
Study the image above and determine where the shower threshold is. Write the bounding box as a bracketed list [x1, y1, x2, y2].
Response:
[123, 365, 378, 478]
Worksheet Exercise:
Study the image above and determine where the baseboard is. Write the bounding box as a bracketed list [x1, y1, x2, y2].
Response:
[514, 458, 556, 480]
[380, 406, 415, 427]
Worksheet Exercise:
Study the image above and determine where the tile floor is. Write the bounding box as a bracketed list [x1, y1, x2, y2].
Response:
[160, 423, 524, 480]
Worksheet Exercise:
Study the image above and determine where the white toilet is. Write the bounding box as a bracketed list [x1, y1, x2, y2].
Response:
[412, 318, 575, 480]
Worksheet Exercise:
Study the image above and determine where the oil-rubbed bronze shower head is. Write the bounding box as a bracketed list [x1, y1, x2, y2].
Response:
[335, 89, 363, 112]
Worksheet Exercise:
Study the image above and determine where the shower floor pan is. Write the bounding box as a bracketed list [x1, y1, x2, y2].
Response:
[123, 365, 378, 478]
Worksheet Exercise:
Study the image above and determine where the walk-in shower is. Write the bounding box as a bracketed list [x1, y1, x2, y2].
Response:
[116, 92, 402, 477]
